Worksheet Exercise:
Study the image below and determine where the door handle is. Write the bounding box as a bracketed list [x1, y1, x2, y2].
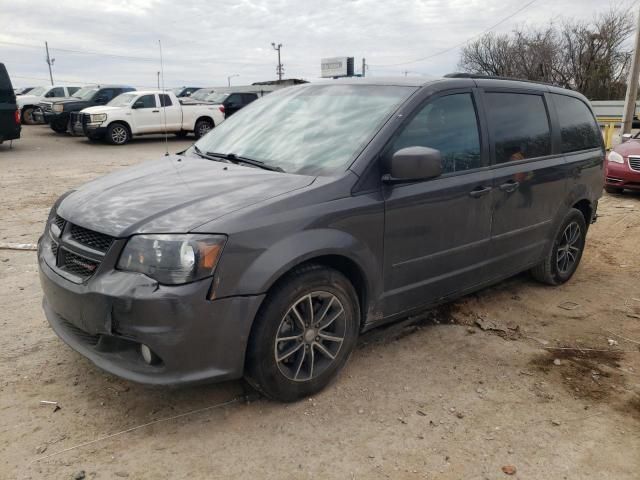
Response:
[469, 186, 492, 198]
[499, 181, 520, 193]
[152, 110, 159, 113]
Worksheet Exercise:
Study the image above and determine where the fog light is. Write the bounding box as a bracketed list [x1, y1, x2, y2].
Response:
[140, 344, 159, 365]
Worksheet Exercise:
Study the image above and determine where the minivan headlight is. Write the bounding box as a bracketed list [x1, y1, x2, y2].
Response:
[52, 104, 64, 112]
[117, 234, 226, 285]
[608, 151, 624, 164]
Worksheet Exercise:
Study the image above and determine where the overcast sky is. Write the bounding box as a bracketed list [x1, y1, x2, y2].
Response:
[0, 0, 636, 88]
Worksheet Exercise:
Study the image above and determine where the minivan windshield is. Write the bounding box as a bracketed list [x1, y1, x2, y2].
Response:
[108, 92, 137, 107]
[72, 87, 98, 100]
[191, 84, 415, 176]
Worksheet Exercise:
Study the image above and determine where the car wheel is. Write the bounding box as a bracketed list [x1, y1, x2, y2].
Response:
[605, 186, 623, 195]
[246, 264, 360, 402]
[50, 122, 67, 134]
[193, 119, 213, 139]
[106, 123, 130, 145]
[531, 208, 587, 285]
[21, 107, 36, 125]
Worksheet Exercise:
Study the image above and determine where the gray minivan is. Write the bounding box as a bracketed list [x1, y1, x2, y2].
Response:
[38, 75, 604, 401]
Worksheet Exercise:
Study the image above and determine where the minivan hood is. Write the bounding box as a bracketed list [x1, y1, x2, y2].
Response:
[57, 155, 315, 237]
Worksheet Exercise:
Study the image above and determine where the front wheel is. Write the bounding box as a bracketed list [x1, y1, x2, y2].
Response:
[245, 265, 360, 402]
[531, 208, 587, 285]
[106, 123, 130, 145]
[21, 107, 36, 125]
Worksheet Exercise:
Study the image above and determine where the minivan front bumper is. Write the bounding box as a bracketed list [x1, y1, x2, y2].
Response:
[38, 237, 264, 386]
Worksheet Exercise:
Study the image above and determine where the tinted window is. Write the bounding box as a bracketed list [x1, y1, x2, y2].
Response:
[242, 93, 258, 104]
[552, 94, 601, 153]
[0, 64, 14, 103]
[389, 93, 483, 174]
[485, 93, 551, 163]
[67, 87, 80, 95]
[136, 94, 156, 108]
[226, 93, 243, 105]
[159, 94, 172, 107]
[48, 87, 65, 97]
[97, 89, 116, 101]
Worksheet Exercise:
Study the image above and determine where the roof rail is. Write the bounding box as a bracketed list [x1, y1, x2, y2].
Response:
[444, 72, 558, 87]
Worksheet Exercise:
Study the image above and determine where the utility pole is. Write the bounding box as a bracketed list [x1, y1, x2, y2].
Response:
[227, 74, 239, 87]
[362, 58, 366, 77]
[271, 42, 283, 81]
[45, 41, 54, 85]
[622, 7, 640, 135]
[402, 70, 409, 77]
[157, 71, 160, 89]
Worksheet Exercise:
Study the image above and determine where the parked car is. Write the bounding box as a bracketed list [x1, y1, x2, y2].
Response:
[605, 131, 640, 193]
[15, 86, 35, 95]
[38, 76, 604, 401]
[185, 87, 218, 102]
[73, 90, 224, 144]
[170, 86, 201, 98]
[0, 63, 21, 144]
[206, 90, 260, 117]
[17, 85, 81, 124]
[36, 85, 135, 133]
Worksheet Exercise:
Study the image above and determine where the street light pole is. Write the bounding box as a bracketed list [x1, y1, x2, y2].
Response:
[622, 7, 640, 135]
[227, 74, 239, 87]
[45, 41, 54, 86]
[271, 42, 283, 81]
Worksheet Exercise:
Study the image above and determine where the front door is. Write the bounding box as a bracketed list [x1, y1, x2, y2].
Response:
[223, 93, 244, 117]
[130, 94, 160, 133]
[382, 91, 493, 317]
[482, 90, 566, 277]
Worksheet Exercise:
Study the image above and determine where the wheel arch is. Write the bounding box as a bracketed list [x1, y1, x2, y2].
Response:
[195, 115, 215, 128]
[107, 119, 132, 135]
[571, 198, 593, 226]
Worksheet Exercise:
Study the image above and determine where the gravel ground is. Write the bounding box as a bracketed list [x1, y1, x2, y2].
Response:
[1, 126, 639, 479]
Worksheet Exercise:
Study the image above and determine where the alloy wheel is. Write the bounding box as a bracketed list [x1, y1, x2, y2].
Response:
[556, 221, 582, 274]
[274, 291, 346, 382]
[111, 126, 128, 144]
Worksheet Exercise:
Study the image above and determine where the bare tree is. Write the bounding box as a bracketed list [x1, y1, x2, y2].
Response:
[458, 8, 635, 99]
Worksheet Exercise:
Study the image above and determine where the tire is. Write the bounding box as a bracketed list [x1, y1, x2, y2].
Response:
[531, 208, 587, 285]
[106, 123, 130, 145]
[21, 107, 36, 125]
[245, 264, 360, 402]
[50, 122, 67, 134]
[193, 119, 213, 139]
[605, 186, 623, 195]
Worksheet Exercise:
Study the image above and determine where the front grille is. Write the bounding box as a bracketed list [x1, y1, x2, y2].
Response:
[59, 249, 100, 279]
[69, 224, 114, 252]
[39, 102, 52, 113]
[50, 240, 59, 257]
[629, 156, 640, 172]
[53, 215, 65, 231]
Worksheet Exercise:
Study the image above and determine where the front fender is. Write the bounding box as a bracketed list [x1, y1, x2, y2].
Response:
[214, 228, 381, 306]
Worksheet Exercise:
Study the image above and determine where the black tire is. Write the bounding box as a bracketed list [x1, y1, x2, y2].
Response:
[605, 186, 623, 195]
[531, 208, 587, 285]
[245, 264, 360, 402]
[50, 121, 67, 134]
[106, 122, 130, 145]
[193, 118, 213, 139]
[21, 107, 36, 125]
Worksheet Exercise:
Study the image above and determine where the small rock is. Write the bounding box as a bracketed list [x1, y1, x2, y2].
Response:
[553, 358, 562, 366]
[456, 412, 464, 419]
[416, 410, 427, 416]
[608, 339, 619, 346]
[73, 471, 86, 480]
[358, 408, 364, 414]
[35, 445, 47, 454]
[397, 417, 407, 424]
[502, 465, 517, 475]
[551, 419, 561, 426]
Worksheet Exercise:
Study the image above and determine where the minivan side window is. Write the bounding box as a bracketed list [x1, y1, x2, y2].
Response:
[485, 93, 551, 163]
[389, 93, 482, 174]
[551, 94, 601, 153]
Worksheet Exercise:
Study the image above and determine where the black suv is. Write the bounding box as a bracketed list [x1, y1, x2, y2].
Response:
[0, 63, 20, 145]
[39, 85, 135, 133]
[207, 90, 261, 117]
[39, 76, 604, 401]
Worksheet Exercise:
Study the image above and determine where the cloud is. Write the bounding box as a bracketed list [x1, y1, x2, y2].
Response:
[0, 0, 632, 88]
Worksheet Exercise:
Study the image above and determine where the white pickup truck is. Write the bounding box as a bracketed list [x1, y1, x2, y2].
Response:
[17, 85, 81, 124]
[73, 90, 225, 145]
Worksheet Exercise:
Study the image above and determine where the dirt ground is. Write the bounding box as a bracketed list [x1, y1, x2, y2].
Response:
[1, 126, 639, 479]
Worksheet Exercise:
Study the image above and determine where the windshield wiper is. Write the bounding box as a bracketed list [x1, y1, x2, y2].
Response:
[192, 146, 231, 163]
[206, 152, 285, 172]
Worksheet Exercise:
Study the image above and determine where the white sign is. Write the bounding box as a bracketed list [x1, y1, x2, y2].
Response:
[321, 57, 349, 78]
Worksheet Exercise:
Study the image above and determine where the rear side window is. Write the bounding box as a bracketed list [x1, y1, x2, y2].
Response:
[67, 87, 80, 95]
[159, 94, 172, 107]
[389, 93, 483, 174]
[552, 94, 601, 153]
[242, 93, 258, 104]
[485, 93, 551, 163]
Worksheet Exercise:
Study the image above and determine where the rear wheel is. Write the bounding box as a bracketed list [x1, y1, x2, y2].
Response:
[245, 265, 360, 402]
[106, 123, 130, 145]
[193, 119, 213, 139]
[531, 208, 587, 285]
[605, 185, 623, 195]
[21, 107, 36, 125]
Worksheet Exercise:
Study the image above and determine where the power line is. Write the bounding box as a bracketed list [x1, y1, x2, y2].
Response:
[369, 0, 539, 67]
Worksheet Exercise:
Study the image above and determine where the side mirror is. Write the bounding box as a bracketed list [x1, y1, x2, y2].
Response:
[621, 133, 633, 143]
[132, 101, 144, 109]
[383, 146, 443, 183]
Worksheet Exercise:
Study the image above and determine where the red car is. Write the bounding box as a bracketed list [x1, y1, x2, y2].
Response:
[605, 131, 640, 193]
